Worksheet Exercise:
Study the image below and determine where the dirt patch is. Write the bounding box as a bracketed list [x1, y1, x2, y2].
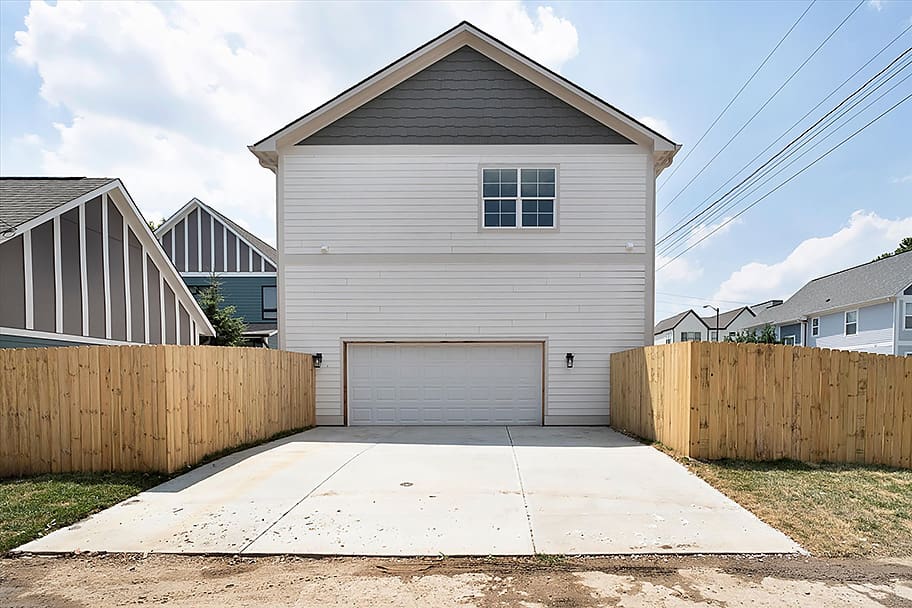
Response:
[1, 554, 910, 607]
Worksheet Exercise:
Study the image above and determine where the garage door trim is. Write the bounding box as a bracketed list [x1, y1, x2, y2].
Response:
[342, 339, 546, 426]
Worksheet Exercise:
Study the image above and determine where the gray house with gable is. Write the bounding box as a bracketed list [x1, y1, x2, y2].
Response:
[749, 251, 912, 355]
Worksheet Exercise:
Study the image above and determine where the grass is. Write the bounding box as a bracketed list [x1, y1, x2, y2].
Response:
[683, 458, 912, 558]
[0, 472, 167, 552]
[0, 427, 314, 553]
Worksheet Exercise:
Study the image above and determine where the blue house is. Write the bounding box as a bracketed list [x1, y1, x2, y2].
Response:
[749, 251, 912, 355]
[155, 199, 278, 347]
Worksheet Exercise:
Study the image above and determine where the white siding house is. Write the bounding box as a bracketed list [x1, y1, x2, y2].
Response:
[251, 23, 679, 425]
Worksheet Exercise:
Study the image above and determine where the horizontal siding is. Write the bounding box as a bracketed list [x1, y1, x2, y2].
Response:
[284, 262, 646, 423]
[182, 275, 277, 325]
[282, 145, 647, 256]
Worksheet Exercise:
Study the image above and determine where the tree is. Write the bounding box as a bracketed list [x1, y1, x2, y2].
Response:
[727, 324, 779, 344]
[875, 237, 912, 261]
[196, 274, 248, 346]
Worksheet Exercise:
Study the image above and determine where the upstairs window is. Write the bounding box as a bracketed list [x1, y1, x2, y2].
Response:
[262, 285, 277, 321]
[680, 332, 701, 342]
[905, 302, 912, 330]
[845, 310, 857, 335]
[483, 168, 555, 229]
[811, 317, 819, 336]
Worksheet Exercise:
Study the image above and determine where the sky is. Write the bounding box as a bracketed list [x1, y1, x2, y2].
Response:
[1, 0, 910, 324]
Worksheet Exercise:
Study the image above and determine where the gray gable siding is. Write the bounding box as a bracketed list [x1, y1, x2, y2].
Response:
[299, 47, 633, 146]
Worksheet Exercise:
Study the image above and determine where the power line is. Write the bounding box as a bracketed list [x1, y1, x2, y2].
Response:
[656, 0, 865, 218]
[657, 93, 911, 272]
[659, 23, 912, 242]
[657, 49, 912, 253]
[655, 0, 815, 193]
[658, 73, 911, 258]
[657, 58, 911, 256]
[655, 291, 755, 305]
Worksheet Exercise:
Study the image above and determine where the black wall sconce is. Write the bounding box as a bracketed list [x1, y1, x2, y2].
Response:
[566, 352, 574, 368]
[314, 353, 323, 368]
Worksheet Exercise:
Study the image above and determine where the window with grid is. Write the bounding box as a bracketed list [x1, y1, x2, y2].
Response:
[483, 168, 555, 229]
[811, 317, 819, 336]
[905, 302, 912, 330]
[680, 331, 701, 342]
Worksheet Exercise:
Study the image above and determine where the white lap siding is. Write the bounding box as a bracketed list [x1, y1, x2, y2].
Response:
[279, 144, 652, 425]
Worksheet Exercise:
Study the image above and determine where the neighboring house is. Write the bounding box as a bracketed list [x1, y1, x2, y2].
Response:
[249, 22, 679, 426]
[0, 177, 214, 348]
[654, 300, 782, 344]
[749, 251, 912, 355]
[653, 310, 710, 345]
[154, 198, 279, 347]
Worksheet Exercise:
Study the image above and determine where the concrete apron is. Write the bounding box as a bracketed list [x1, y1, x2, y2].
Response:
[16, 426, 803, 556]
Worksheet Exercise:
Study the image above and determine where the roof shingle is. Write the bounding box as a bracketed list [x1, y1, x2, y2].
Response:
[0, 177, 116, 228]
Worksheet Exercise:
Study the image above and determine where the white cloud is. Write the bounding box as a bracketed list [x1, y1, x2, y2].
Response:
[685, 216, 740, 248]
[868, 0, 884, 11]
[6, 1, 579, 242]
[713, 210, 912, 303]
[892, 174, 912, 184]
[638, 116, 673, 139]
[656, 253, 703, 284]
[441, 3, 579, 70]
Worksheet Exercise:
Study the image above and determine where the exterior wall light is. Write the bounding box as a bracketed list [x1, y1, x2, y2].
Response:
[314, 352, 323, 368]
[625, 241, 635, 251]
[566, 352, 574, 368]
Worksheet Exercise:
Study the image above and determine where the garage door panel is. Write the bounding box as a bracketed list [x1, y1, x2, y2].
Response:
[347, 343, 542, 426]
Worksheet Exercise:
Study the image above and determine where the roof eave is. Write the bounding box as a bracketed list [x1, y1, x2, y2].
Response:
[248, 22, 678, 163]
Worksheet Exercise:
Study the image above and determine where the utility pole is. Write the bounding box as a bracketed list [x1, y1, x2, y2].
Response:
[704, 304, 720, 341]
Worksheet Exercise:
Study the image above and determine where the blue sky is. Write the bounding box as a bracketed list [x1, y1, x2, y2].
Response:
[1, 1, 910, 322]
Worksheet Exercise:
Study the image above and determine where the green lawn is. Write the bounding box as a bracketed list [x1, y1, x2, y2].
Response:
[684, 459, 912, 558]
[0, 472, 166, 552]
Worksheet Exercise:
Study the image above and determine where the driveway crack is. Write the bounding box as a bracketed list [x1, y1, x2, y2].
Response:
[505, 425, 537, 554]
[238, 438, 383, 554]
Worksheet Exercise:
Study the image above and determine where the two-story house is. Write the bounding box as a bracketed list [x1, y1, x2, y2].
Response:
[749, 251, 912, 355]
[155, 199, 278, 347]
[249, 22, 679, 426]
[0, 177, 213, 347]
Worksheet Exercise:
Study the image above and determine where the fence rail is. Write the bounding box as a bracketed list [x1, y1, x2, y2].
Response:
[610, 342, 911, 468]
[0, 345, 315, 476]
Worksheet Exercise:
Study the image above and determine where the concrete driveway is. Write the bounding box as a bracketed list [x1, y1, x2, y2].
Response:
[18, 427, 801, 556]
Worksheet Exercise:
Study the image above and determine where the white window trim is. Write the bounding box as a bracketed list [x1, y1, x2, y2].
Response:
[782, 335, 796, 345]
[904, 301, 912, 331]
[680, 331, 701, 342]
[262, 285, 278, 321]
[811, 317, 819, 337]
[480, 166, 558, 231]
[845, 309, 858, 336]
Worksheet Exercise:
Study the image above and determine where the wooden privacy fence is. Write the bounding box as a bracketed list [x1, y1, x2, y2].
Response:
[610, 342, 912, 468]
[0, 345, 315, 476]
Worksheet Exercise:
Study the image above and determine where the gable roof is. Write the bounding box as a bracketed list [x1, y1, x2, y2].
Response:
[752, 251, 912, 326]
[701, 306, 756, 330]
[654, 309, 709, 334]
[156, 198, 277, 264]
[1, 177, 215, 337]
[1, 177, 116, 230]
[250, 22, 679, 173]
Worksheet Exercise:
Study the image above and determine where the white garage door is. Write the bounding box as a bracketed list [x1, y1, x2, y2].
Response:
[347, 342, 542, 425]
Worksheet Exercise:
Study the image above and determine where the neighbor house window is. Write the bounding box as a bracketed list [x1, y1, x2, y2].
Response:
[811, 317, 819, 337]
[845, 310, 857, 335]
[680, 332, 701, 342]
[262, 285, 277, 320]
[782, 336, 796, 345]
[482, 168, 555, 229]
[905, 302, 912, 330]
